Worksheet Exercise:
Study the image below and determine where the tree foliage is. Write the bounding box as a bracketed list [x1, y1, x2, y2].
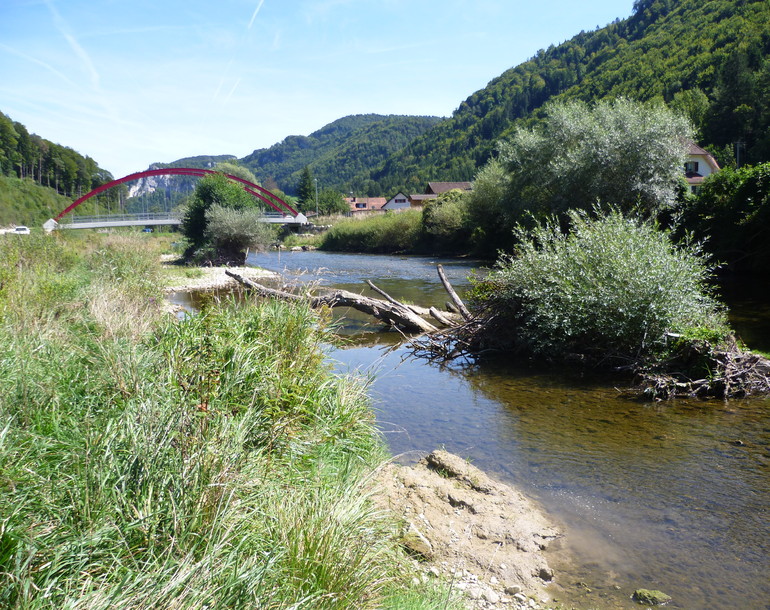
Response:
[181, 172, 261, 260]
[364, 0, 770, 194]
[680, 162, 770, 273]
[498, 98, 693, 222]
[296, 166, 316, 211]
[240, 114, 442, 196]
[0, 110, 112, 198]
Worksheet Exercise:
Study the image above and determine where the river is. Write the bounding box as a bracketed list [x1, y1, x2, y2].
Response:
[178, 250, 770, 609]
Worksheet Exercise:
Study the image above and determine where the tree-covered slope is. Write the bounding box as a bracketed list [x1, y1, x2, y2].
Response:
[240, 114, 442, 195]
[0, 110, 117, 225]
[1, 111, 113, 198]
[367, 0, 770, 194]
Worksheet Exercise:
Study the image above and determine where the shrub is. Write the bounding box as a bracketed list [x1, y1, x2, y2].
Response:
[470, 209, 730, 365]
[497, 98, 693, 225]
[679, 162, 770, 273]
[420, 189, 471, 253]
[204, 204, 276, 264]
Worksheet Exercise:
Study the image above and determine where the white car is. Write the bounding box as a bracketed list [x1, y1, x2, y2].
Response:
[13, 226, 30, 235]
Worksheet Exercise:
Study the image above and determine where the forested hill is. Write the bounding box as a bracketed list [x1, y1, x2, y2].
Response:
[365, 0, 770, 194]
[0, 110, 113, 198]
[0, 110, 114, 226]
[239, 114, 443, 195]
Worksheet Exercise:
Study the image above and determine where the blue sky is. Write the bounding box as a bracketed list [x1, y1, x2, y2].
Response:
[1, 0, 633, 178]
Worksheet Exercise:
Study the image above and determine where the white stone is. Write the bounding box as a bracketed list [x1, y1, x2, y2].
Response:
[467, 585, 483, 600]
[483, 589, 501, 604]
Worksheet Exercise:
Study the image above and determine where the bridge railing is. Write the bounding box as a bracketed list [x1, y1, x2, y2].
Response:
[61, 212, 180, 224]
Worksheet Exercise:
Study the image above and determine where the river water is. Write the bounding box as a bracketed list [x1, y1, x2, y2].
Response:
[180, 250, 770, 609]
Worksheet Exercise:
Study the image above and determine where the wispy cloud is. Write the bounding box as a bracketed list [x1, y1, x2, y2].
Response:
[223, 78, 241, 104]
[248, 0, 266, 29]
[43, 0, 100, 90]
[0, 43, 76, 86]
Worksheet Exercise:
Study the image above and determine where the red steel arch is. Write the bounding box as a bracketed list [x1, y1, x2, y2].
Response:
[54, 168, 298, 222]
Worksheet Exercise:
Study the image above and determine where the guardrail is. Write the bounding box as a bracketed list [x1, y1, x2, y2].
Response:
[64, 213, 179, 224]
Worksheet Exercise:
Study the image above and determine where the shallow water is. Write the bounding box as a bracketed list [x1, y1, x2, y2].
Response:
[183, 250, 770, 608]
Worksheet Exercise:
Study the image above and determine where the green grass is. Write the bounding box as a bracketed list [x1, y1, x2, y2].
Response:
[320, 210, 423, 253]
[0, 232, 450, 608]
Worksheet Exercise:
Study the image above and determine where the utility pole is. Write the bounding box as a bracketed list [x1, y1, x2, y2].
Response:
[314, 178, 319, 216]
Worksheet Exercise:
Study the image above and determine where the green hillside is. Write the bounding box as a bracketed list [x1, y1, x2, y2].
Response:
[0, 175, 72, 227]
[240, 114, 443, 195]
[366, 0, 770, 193]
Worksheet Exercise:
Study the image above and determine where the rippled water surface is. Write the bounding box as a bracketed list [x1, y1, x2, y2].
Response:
[198, 251, 770, 608]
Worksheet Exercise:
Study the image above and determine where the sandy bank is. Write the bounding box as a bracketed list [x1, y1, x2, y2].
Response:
[161, 256, 278, 293]
[375, 450, 562, 609]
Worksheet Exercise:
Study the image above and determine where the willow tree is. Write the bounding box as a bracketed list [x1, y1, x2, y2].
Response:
[497, 98, 694, 225]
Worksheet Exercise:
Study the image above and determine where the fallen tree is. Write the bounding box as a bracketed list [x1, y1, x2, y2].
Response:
[225, 268, 464, 334]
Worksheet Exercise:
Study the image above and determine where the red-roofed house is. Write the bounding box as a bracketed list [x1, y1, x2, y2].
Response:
[345, 196, 387, 214]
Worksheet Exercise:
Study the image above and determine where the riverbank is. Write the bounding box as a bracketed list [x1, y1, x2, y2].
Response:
[160, 254, 279, 292]
[375, 450, 561, 609]
[0, 235, 456, 608]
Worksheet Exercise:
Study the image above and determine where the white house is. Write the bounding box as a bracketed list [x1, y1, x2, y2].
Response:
[382, 192, 411, 211]
[685, 143, 720, 194]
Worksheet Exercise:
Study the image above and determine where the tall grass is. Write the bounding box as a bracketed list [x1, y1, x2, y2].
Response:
[320, 210, 422, 253]
[0, 233, 452, 608]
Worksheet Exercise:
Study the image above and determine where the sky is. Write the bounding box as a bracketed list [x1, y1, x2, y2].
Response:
[1, 0, 634, 178]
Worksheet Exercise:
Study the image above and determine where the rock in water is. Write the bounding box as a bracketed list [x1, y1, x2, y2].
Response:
[632, 588, 672, 605]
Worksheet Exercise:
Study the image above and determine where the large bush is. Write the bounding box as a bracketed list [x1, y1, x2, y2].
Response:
[420, 189, 471, 253]
[203, 204, 276, 265]
[470, 209, 729, 364]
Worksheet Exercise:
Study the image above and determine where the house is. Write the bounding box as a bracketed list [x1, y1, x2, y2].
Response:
[345, 195, 387, 214]
[685, 143, 720, 194]
[424, 181, 472, 195]
[382, 192, 411, 211]
[408, 181, 473, 207]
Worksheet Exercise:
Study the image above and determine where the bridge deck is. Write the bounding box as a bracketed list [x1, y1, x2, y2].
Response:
[55, 211, 307, 229]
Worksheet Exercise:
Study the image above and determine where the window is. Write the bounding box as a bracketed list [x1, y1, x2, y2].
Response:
[685, 161, 699, 173]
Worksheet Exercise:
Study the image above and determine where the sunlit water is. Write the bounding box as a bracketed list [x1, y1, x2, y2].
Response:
[173, 250, 770, 609]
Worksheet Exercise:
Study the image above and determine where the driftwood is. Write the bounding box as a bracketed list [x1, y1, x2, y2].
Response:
[226, 270, 442, 333]
[437, 264, 472, 321]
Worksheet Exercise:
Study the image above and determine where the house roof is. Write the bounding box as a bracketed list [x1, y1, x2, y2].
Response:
[344, 196, 387, 211]
[425, 181, 472, 195]
[409, 194, 438, 203]
[687, 142, 720, 172]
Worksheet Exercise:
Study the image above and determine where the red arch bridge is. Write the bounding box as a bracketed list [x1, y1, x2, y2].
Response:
[43, 168, 308, 231]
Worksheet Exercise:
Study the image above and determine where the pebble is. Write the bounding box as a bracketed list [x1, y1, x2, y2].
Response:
[483, 588, 501, 604]
[467, 585, 483, 600]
